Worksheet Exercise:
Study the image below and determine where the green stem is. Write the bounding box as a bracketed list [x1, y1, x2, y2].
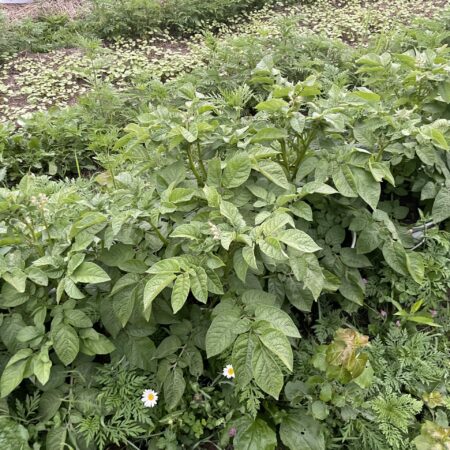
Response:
[186, 145, 203, 186]
[197, 142, 207, 179]
[149, 221, 168, 245]
[280, 139, 290, 177]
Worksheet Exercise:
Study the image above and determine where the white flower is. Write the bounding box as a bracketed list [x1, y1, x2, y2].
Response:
[141, 389, 158, 408]
[223, 364, 235, 379]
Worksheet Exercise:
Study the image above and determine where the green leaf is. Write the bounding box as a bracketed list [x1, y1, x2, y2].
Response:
[189, 267, 208, 303]
[406, 252, 425, 284]
[143, 274, 176, 313]
[3, 268, 27, 293]
[259, 237, 287, 260]
[232, 333, 256, 387]
[220, 200, 247, 230]
[255, 160, 290, 189]
[46, 427, 67, 450]
[112, 290, 136, 327]
[257, 325, 293, 371]
[251, 341, 283, 399]
[206, 313, 241, 358]
[254, 305, 300, 338]
[251, 127, 287, 142]
[280, 413, 325, 450]
[71, 262, 110, 284]
[52, 324, 79, 366]
[382, 241, 408, 276]
[171, 273, 190, 313]
[0, 349, 32, 398]
[164, 367, 186, 410]
[277, 229, 321, 253]
[432, 187, 450, 223]
[69, 212, 106, 239]
[223, 153, 252, 188]
[340, 248, 372, 268]
[352, 167, 380, 210]
[256, 98, 289, 112]
[234, 417, 277, 450]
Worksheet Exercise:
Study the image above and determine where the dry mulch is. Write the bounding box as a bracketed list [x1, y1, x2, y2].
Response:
[0, 0, 88, 21]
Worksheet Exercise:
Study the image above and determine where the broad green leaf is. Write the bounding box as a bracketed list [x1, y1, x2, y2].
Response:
[233, 249, 249, 283]
[254, 305, 300, 338]
[382, 241, 408, 276]
[171, 273, 190, 313]
[259, 237, 287, 260]
[277, 229, 321, 253]
[252, 341, 283, 399]
[112, 290, 136, 327]
[0, 349, 32, 398]
[46, 427, 67, 450]
[257, 325, 293, 371]
[155, 335, 182, 359]
[164, 367, 185, 410]
[189, 267, 208, 303]
[33, 350, 52, 386]
[220, 200, 247, 230]
[3, 268, 26, 293]
[406, 252, 425, 284]
[234, 417, 277, 450]
[52, 324, 79, 366]
[255, 160, 290, 189]
[232, 333, 257, 387]
[340, 248, 372, 268]
[206, 313, 241, 358]
[71, 262, 110, 284]
[69, 212, 107, 239]
[432, 187, 450, 223]
[256, 98, 289, 112]
[223, 153, 252, 188]
[242, 246, 258, 270]
[280, 413, 325, 450]
[352, 167, 380, 210]
[170, 223, 202, 240]
[251, 127, 287, 142]
[143, 274, 176, 312]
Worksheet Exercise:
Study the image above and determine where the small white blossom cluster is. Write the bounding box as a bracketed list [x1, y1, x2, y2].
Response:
[208, 221, 221, 240]
[30, 193, 49, 210]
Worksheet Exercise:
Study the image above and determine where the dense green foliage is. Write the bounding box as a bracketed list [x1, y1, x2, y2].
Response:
[1, 2, 450, 450]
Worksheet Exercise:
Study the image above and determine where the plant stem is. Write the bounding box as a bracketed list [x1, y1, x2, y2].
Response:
[149, 220, 168, 245]
[280, 139, 290, 177]
[197, 142, 207, 179]
[186, 145, 203, 186]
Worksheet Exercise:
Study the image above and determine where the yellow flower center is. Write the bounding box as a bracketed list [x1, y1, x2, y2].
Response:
[227, 367, 234, 376]
[147, 393, 155, 401]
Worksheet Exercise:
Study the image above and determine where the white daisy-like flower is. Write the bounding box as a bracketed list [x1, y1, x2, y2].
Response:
[141, 389, 158, 408]
[223, 364, 235, 379]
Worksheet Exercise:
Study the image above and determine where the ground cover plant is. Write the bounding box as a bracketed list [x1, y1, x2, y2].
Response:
[1, 1, 450, 450]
